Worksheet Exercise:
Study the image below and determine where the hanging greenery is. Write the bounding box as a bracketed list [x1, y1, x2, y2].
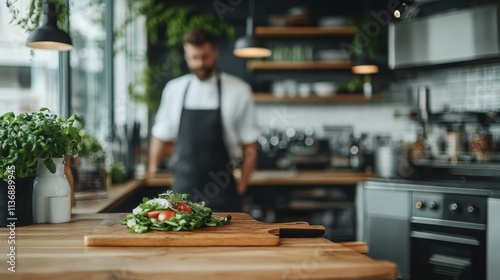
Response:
[5, 0, 235, 112]
[124, 1, 235, 111]
[353, 18, 379, 59]
[6, 0, 70, 33]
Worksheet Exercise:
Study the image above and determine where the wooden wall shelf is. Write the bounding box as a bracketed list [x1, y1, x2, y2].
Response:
[247, 61, 351, 71]
[253, 93, 382, 104]
[255, 26, 356, 38]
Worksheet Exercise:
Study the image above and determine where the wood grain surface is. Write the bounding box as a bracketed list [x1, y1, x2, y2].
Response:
[84, 213, 326, 247]
[0, 213, 397, 279]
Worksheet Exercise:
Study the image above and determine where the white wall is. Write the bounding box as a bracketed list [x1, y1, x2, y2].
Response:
[255, 99, 417, 142]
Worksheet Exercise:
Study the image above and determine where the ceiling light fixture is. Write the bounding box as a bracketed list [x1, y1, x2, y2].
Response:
[26, 1, 73, 51]
[233, 0, 271, 58]
[351, 55, 379, 75]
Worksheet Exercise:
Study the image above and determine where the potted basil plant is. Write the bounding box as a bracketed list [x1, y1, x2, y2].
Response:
[0, 108, 81, 226]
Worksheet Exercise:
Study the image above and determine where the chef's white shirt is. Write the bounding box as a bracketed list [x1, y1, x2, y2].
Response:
[151, 71, 259, 160]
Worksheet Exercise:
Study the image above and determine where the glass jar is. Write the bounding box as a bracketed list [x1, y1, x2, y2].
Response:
[469, 127, 493, 161]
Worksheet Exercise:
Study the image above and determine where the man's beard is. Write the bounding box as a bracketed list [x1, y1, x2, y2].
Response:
[191, 66, 215, 80]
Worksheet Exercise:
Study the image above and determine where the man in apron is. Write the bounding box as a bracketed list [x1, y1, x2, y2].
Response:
[148, 28, 258, 212]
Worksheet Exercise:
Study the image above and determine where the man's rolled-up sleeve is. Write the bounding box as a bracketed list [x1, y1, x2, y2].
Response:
[151, 84, 176, 142]
[236, 85, 259, 145]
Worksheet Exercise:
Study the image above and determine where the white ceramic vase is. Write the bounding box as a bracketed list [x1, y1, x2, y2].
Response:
[33, 158, 71, 223]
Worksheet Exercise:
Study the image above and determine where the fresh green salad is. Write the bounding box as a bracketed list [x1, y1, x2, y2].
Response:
[122, 191, 231, 233]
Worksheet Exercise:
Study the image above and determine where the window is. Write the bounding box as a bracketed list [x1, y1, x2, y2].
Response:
[69, 0, 108, 141]
[0, 0, 60, 116]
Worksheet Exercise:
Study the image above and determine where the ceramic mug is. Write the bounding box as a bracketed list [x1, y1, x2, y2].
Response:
[48, 195, 71, 223]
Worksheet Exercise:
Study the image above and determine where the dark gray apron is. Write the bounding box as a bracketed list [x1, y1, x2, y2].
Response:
[173, 73, 241, 212]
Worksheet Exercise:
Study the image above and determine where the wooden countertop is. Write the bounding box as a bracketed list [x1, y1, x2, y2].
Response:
[72, 170, 373, 215]
[72, 179, 143, 215]
[0, 213, 396, 279]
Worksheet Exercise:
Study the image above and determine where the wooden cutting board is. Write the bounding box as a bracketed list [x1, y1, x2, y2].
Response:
[84, 213, 325, 247]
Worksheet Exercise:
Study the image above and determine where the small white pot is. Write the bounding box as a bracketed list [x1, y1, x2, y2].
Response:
[33, 158, 71, 224]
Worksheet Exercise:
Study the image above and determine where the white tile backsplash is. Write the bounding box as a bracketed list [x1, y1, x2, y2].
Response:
[255, 63, 500, 143]
[255, 103, 418, 142]
[404, 63, 500, 113]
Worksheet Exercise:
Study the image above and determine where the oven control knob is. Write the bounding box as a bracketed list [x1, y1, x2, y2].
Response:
[467, 205, 477, 215]
[449, 203, 460, 213]
[429, 201, 438, 210]
[415, 201, 425, 209]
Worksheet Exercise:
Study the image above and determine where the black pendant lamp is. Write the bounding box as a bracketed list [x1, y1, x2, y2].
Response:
[26, 1, 73, 51]
[233, 0, 271, 58]
[351, 54, 379, 75]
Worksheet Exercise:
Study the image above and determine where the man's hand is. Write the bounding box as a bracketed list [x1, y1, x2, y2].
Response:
[236, 181, 247, 195]
[148, 137, 176, 174]
[237, 142, 257, 195]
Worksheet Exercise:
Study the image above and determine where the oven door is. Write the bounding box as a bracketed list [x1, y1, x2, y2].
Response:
[411, 223, 486, 280]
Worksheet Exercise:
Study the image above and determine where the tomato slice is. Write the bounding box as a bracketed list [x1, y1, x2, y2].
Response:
[145, 211, 161, 218]
[177, 202, 192, 214]
[157, 210, 176, 221]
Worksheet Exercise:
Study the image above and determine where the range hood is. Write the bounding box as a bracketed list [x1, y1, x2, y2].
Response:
[389, 3, 500, 69]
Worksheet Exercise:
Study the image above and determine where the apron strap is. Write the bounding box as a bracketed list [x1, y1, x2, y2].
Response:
[181, 72, 221, 109]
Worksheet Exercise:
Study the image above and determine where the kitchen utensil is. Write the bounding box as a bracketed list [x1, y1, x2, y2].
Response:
[323, 125, 353, 155]
[84, 213, 325, 247]
[271, 228, 325, 238]
[375, 145, 399, 178]
[417, 86, 431, 122]
[323, 125, 353, 169]
[375, 143, 412, 178]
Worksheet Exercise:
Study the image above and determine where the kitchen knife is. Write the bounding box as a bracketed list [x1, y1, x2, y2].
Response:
[273, 228, 326, 238]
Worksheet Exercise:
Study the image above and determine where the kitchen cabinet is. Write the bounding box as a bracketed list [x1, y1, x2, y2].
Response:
[247, 184, 358, 242]
[362, 181, 411, 279]
[488, 197, 500, 280]
[362, 179, 497, 280]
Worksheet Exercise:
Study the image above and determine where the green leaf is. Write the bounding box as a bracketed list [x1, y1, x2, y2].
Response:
[43, 157, 56, 174]
[0, 107, 82, 180]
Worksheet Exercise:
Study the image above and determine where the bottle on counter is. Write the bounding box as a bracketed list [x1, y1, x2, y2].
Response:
[349, 134, 366, 171]
[445, 124, 462, 162]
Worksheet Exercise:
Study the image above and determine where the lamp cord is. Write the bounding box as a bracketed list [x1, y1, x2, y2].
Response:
[246, 0, 255, 36]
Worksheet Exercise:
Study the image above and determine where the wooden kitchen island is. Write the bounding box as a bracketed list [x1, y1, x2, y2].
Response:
[0, 213, 397, 279]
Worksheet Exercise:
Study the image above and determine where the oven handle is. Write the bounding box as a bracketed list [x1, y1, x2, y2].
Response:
[428, 254, 471, 269]
[411, 231, 480, 246]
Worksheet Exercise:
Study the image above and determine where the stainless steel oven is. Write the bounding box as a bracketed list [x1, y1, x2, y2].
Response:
[411, 192, 487, 280]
